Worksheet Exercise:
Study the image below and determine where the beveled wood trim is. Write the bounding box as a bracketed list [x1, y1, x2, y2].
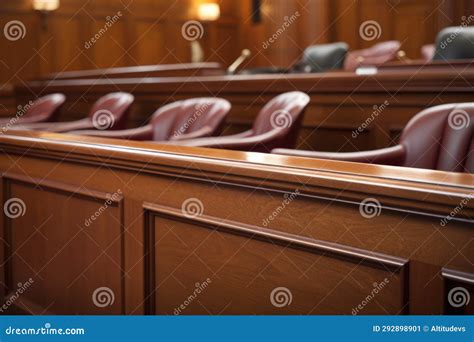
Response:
[441, 268, 474, 285]
[0, 132, 472, 223]
[143, 202, 408, 269]
[18, 69, 474, 94]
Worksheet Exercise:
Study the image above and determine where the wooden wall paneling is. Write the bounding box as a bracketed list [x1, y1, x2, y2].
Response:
[144, 203, 409, 315]
[0, 131, 472, 315]
[1, 173, 125, 315]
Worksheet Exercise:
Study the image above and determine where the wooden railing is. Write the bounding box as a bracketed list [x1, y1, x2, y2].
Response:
[38, 62, 224, 81]
[0, 131, 472, 315]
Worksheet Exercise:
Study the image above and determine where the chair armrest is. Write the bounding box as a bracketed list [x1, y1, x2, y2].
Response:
[168, 130, 280, 152]
[69, 125, 153, 140]
[169, 126, 214, 141]
[272, 145, 406, 166]
[10, 119, 91, 132]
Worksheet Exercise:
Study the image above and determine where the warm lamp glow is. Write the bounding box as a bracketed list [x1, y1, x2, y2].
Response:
[197, 3, 220, 21]
[33, 0, 60, 11]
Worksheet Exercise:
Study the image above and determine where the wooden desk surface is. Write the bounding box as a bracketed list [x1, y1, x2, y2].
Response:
[38, 62, 224, 80]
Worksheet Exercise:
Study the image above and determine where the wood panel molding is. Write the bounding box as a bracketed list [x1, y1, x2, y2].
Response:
[1, 172, 125, 314]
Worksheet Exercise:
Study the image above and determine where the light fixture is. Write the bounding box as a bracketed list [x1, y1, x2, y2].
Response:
[197, 3, 220, 21]
[33, 0, 60, 11]
[33, 0, 60, 30]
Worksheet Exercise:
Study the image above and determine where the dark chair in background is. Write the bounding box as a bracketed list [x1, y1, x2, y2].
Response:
[273, 103, 473, 173]
[433, 26, 474, 60]
[0, 93, 65, 129]
[293, 42, 349, 73]
[15, 92, 134, 133]
[343, 41, 401, 71]
[169, 91, 310, 153]
[70, 98, 231, 141]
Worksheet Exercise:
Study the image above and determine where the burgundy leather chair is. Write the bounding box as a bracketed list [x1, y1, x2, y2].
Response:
[70, 98, 231, 141]
[0, 93, 65, 129]
[169, 91, 310, 153]
[343, 41, 401, 71]
[421, 44, 435, 62]
[273, 103, 474, 173]
[15, 92, 134, 133]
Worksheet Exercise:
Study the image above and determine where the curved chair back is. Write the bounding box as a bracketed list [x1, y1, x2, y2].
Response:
[343, 41, 401, 71]
[252, 91, 310, 149]
[1, 93, 66, 126]
[433, 26, 474, 60]
[400, 103, 473, 172]
[88, 92, 134, 130]
[150, 98, 231, 141]
[299, 43, 348, 72]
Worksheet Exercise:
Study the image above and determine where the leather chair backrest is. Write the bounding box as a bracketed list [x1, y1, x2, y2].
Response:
[300, 42, 348, 72]
[88, 92, 134, 130]
[433, 26, 474, 60]
[252, 91, 310, 144]
[421, 44, 435, 61]
[400, 103, 473, 173]
[25, 93, 66, 121]
[150, 98, 231, 141]
[343, 41, 401, 71]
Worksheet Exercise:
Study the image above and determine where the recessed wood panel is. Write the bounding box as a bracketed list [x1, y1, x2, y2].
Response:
[145, 205, 408, 315]
[3, 175, 124, 314]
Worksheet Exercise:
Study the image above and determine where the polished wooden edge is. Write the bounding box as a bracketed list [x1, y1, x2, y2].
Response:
[41, 62, 222, 80]
[2, 130, 473, 188]
[0, 132, 472, 221]
[441, 268, 474, 285]
[17, 68, 474, 94]
[144, 202, 409, 269]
